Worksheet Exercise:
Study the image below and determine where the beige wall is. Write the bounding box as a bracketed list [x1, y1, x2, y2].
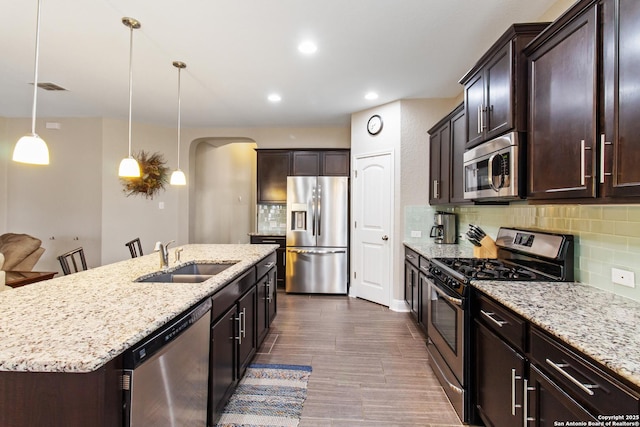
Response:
[4, 117, 103, 273]
[192, 141, 257, 244]
[0, 117, 8, 231]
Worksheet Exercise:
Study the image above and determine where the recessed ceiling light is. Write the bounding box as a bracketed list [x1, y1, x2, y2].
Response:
[268, 93, 282, 102]
[365, 92, 379, 100]
[298, 40, 317, 55]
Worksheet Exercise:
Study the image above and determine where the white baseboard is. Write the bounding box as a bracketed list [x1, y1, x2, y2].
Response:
[389, 298, 410, 312]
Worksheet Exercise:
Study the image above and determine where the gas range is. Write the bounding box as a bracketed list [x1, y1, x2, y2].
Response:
[424, 227, 574, 424]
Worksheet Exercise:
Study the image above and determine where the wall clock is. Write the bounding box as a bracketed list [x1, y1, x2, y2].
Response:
[367, 114, 383, 135]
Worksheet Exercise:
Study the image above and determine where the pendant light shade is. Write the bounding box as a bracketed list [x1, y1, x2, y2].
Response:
[13, 0, 50, 165]
[170, 61, 187, 186]
[118, 17, 141, 178]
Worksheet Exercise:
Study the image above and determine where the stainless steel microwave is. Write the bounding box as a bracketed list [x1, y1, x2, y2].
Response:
[463, 132, 522, 201]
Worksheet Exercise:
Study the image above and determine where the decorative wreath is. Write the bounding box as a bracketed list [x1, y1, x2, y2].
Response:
[120, 150, 170, 199]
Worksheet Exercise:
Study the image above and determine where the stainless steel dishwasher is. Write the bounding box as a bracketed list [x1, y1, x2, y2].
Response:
[122, 298, 212, 427]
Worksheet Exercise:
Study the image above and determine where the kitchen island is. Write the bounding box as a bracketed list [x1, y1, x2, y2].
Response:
[0, 244, 277, 426]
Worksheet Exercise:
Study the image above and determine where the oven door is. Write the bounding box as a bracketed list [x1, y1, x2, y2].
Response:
[427, 277, 465, 384]
[463, 132, 520, 201]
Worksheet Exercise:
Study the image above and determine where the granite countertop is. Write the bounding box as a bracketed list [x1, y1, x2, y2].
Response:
[473, 281, 640, 389]
[404, 238, 640, 388]
[403, 238, 474, 259]
[0, 244, 277, 374]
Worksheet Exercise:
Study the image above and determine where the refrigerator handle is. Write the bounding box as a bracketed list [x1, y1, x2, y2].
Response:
[311, 186, 316, 236]
[317, 184, 322, 237]
[288, 248, 346, 255]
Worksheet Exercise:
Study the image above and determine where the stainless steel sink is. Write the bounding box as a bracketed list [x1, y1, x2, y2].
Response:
[135, 262, 237, 283]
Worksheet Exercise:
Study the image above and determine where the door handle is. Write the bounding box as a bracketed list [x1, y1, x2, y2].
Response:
[382, 235, 389, 241]
[600, 134, 612, 184]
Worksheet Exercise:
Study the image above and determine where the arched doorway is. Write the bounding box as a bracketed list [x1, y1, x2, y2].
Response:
[190, 137, 257, 243]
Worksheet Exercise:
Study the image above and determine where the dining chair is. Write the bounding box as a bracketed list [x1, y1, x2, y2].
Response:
[58, 247, 88, 275]
[125, 238, 143, 258]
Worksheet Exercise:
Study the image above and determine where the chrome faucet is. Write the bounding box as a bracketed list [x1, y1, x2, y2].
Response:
[154, 240, 175, 269]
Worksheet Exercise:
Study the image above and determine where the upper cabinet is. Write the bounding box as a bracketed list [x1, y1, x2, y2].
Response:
[525, 0, 640, 201]
[602, 0, 640, 198]
[429, 103, 468, 205]
[291, 150, 350, 177]
[256, 149, 350, 204]
[460, 23, 549, 149]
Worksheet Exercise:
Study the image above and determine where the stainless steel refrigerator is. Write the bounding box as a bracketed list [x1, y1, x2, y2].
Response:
[286, 176, 348, 294]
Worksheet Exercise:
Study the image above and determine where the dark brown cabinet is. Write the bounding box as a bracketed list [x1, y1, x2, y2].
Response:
[256, 150, 290, 204]
[256, 149, 349, 204]
[526, 5, 598, 200]
[460, 23, 548, 149]
[209, 304, 237, 422]
[429, 103, 468, 205]
[404, 247, 419, 320]
[525, 0, 640, 201]
[291, 150, 350, 176]
[473, 290, 640, 425]
[256, 254, 277, 346]
[475, 320, 526, 427]
[474, 293, 528, 427]
[602, 0, 640, 198]
[250, 235, 285, 289]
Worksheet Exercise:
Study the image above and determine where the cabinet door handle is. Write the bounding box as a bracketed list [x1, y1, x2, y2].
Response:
[241, 308, 246, 339]
[600, 134, 612, 184]
[266, 282, 272, 302]
[511, 368, 522, 416]
[433, 180, 439, 199]
[524, 379, 535, 425]
[545, 358, 598, 396]
[235, 313, 243, 344]
[480, 309, 507, 327]
[580, 140, 593, 186]
[477, 104, 482, 134]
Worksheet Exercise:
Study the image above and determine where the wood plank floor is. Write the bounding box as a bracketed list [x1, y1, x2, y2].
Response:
[253, 292, 464, 427]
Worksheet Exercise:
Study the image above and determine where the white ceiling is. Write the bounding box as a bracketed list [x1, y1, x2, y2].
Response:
[0, 0, 558, 128]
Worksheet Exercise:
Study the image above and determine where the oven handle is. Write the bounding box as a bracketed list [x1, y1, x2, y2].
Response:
[428, 340, 464, 395]
[430, 282, 463, 307]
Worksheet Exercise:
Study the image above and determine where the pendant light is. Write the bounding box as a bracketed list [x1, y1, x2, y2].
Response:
[170, 61, 187, 186]
[13, 0, 49, 165]
[118, 17, 141, 178]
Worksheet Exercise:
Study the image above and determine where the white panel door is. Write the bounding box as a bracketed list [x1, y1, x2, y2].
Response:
[353, 152, 392, 306]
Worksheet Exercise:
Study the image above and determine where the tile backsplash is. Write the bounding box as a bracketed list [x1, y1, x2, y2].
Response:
[405, 203, 640, 302]
[257, 204, 287, 235]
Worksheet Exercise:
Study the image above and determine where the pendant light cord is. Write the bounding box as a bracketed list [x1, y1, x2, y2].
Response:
[127, 23, 134, 157]
[176, 66, 182, 169]
[30, 0, 43, 135]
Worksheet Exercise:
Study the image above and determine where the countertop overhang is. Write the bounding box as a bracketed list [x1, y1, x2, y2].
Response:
[0, 244, 277, 374]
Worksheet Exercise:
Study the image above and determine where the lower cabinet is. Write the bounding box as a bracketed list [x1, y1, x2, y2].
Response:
[208, 253, 278, 425]
[473, 290, 640, 426]
[404, 247, 419, 320]
[475, 319, 526, 427]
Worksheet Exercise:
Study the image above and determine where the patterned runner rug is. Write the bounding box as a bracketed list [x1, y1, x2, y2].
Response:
[216, 363, 313, 427]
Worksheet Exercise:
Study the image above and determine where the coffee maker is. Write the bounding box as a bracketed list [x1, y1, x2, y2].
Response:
[430, 212, 457, 244]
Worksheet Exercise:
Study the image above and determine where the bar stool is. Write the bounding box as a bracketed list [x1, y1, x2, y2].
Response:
[58, 247, 88, 275]
[125, 238, 143, 258]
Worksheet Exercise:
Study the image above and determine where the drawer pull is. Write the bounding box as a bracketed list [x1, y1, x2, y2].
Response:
[481, 309, 507, 328]
[545, 359, 597, 396]
[406, 254, 415, 260]
[264, 261, 276, 268]
[430, 352, 463, 395]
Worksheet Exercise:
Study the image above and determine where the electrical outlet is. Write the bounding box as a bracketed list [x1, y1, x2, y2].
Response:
[411, 230, 422, 238]
[612, 268, 635, 288]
